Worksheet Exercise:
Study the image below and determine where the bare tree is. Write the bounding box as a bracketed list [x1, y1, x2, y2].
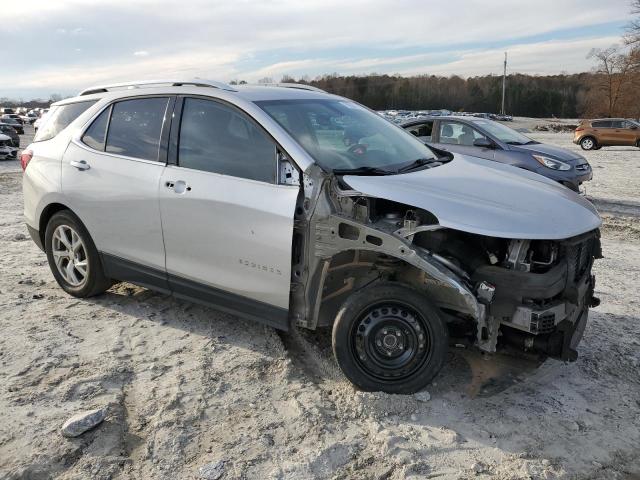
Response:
[587, 46, 637, 117]
[625, 0, 640, 46]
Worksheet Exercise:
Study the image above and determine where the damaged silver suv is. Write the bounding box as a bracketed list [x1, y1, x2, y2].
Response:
[22, 79, 602, 393]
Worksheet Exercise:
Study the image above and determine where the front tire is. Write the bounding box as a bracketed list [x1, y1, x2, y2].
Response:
[332, 283, 449, 394]
[45, 210, 111, 298]
[580, 137, 596, 150]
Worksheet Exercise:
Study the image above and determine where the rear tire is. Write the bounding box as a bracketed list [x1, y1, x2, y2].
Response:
[45, 210, 111, 298]
[580, 137, 596, 150]
[332, 283, 449, 394]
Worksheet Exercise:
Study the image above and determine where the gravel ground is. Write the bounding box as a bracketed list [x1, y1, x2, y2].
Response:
[0, 125, 639, 480]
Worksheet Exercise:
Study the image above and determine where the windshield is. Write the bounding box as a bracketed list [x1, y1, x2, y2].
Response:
[256, 99, 439, 173]
[470, 119, 536, 145]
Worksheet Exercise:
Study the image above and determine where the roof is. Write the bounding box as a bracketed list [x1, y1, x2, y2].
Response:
[55, 79, 336, 107]
[400, 115, 484, 126]
[233, 85, 335, 101]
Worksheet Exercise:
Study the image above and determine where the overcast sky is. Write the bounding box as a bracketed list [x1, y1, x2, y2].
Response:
[0, 0, 630, 99]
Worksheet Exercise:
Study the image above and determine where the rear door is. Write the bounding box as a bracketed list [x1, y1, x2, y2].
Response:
[432, 120, 495, 160]
[158, 96, 299, 328]
[62, 96, 173, 291]
[591, 120, 612, 144]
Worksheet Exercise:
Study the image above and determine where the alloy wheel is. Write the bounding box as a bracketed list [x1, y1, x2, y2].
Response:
[51, 225, 88, 287]
[581, 138, 594, 150]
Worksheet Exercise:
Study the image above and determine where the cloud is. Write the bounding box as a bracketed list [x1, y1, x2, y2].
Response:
[0, 0, 631, 97]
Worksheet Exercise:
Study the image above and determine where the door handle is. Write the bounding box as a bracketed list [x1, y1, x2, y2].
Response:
[70, 159, 90, 171]
[165, 180, 191, 194]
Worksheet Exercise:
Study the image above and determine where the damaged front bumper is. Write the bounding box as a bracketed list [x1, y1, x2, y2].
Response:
[472, 231, 601, 361]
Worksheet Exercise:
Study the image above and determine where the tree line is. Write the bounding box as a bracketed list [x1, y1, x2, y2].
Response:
[303, 73, 595, 118]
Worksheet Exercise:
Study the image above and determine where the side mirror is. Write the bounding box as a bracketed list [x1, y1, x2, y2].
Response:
[630, 125, 638, 130]
[473, 138, 494, 148]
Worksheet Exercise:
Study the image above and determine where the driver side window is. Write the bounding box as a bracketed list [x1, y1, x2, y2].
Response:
[438, 121, 487, 146]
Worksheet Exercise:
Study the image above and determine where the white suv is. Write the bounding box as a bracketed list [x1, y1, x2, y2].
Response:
[22, 79, 602, 393]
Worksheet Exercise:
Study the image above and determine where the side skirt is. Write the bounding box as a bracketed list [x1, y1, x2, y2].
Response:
[101, 253, 290, 331]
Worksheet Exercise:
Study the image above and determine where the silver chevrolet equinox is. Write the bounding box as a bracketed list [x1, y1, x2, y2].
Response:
[22, 79, 602, 393]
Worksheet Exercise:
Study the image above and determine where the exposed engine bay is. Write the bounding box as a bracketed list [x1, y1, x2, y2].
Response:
[288, 166, 602, 363]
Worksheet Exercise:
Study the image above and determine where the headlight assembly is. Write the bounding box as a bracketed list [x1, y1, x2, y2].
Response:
[532, 154, 571, 171]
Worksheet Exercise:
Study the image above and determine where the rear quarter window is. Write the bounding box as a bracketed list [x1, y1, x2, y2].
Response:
[34, 100, 98, 142]
[105, 97, 170, 161]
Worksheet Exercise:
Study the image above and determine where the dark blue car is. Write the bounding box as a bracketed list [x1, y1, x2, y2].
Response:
[402, 116, 592, 192]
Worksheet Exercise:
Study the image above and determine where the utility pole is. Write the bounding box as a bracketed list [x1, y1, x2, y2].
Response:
[501, 52, 507, 115]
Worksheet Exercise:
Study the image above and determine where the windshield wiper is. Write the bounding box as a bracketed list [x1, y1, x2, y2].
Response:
[395, 158, 440, 173]
[332, 166, 395, 176]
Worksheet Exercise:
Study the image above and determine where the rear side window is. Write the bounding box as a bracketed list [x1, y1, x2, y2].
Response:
[81, 106, 111, 151]
[407, 122, 433, 142]
[34, 100, 98, 142]
[105, 97, 169, 161]
[178, 98, 276, 183]
[609, 120, 624, 128]
[591, 120, 611, 128]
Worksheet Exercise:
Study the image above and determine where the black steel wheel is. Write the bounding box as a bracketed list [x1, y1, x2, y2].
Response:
[332, 283, 448, 394]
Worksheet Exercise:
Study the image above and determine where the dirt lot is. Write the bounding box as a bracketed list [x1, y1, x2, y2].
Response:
[1, 125, 639, 480]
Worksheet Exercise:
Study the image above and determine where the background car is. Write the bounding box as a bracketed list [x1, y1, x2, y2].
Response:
[20, 112, 39, 125]
[402, 116, 592, 191]
[0, 133, 16, 160]
[0, 116, 24, 134]
[2, 113, 24, 125]
[574, 118, 640, 150]
[0, 123, 20, 147]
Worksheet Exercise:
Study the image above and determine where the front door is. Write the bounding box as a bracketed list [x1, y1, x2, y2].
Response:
[159, 97, 299, 328]
[613, 120, 638, 146]
[62, 96, 173, 290]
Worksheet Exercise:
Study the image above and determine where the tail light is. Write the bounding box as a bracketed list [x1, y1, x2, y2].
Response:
[575, 127, 584, 132]
[20, 149, 33, 171]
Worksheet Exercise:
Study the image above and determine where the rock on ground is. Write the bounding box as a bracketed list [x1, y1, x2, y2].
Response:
[61, 407, 108, 438]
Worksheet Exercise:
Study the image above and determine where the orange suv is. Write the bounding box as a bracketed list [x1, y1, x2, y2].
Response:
[574, 118, 640, 150]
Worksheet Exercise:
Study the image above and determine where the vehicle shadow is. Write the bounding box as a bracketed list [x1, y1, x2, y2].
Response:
[285, 326, 544, 399]
[88, 282, 545, 399]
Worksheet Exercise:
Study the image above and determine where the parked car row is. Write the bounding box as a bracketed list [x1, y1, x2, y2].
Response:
[379, 109, 512, 125]
[21, 79, 601, 394]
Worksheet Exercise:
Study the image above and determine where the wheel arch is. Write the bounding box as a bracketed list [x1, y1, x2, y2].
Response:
[579, 135, 598, 147]
[308, 243, 480, 330]
[38, 202, 75, 250]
